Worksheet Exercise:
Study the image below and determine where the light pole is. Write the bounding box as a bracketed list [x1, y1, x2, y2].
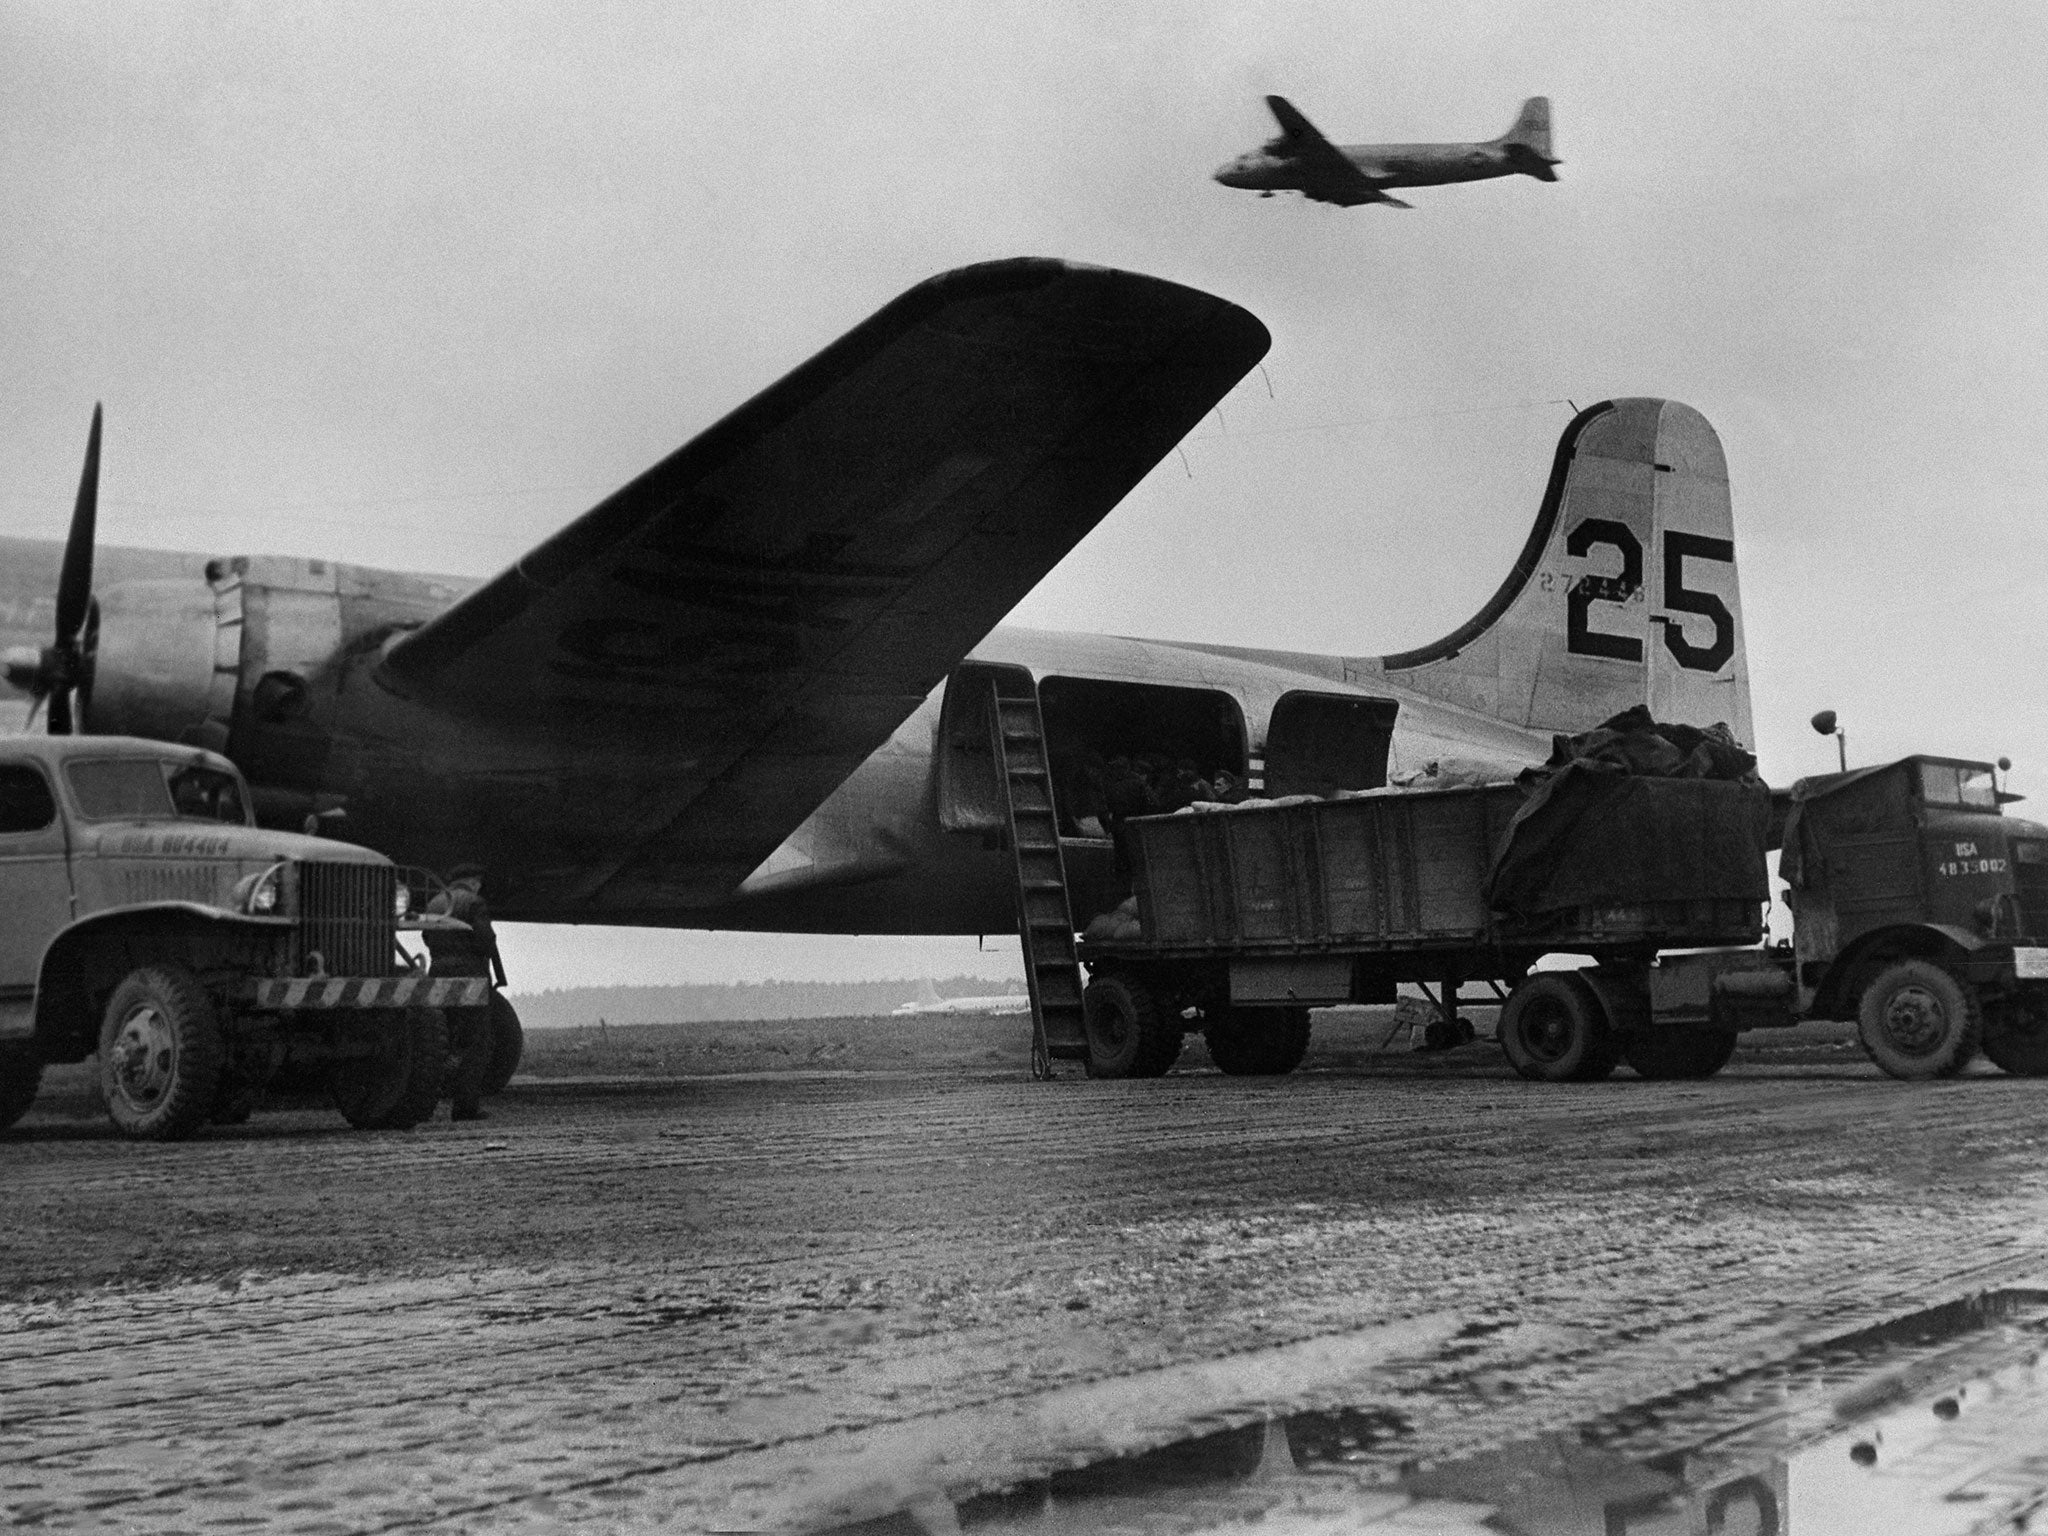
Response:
[1811, 710, 1847, 772]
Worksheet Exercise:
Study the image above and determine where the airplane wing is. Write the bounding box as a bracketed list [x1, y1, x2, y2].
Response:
[1262, 95, 1408, 207]
[381, 259, 1269, 910]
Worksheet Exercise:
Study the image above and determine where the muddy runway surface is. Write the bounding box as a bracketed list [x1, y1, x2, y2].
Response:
[7, 1046, 2048, 1531]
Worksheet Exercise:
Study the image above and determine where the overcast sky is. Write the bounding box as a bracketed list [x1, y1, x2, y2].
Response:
[6, 2, 2046, 989]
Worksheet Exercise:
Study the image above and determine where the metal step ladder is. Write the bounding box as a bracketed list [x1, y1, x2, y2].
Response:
[988, 680, 1087, 1079]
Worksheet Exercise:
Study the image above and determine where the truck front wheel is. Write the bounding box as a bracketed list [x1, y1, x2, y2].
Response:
[1204, 1006, 1311, 1075]
[1982, 1000, 2048, 1076]
[480, 992, 524, 1097]
[330, 1008, 449, 1129]
[1083, 973, 1182, 1079]
[1499, 974, 1620, 1083]
[1858, 960, 1981, 1080]
[99, 966, 225, 1141]
[0, 1048, 42, 1131]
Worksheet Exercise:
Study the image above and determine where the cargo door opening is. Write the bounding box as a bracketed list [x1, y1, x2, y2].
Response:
[1263, 692, 1398, 799]
[1036, 677, 1248, 840]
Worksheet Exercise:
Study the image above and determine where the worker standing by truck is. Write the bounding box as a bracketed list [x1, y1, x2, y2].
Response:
[424, 865, 504, 1121]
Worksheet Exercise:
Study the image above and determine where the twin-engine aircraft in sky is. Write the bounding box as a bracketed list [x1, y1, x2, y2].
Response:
[1215, 95, 1559, 207]
[0, 259, 1747, 940]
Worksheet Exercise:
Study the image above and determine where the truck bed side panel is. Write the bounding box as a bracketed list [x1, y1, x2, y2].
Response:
[1132, 786, 1522, 948]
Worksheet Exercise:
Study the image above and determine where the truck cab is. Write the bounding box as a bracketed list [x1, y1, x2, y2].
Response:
[1780, 754, 2048, 1077]
[0, 736, 484, 1138]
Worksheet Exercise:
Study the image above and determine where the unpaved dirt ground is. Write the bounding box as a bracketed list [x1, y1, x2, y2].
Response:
[5, 1022, 2046, 1532]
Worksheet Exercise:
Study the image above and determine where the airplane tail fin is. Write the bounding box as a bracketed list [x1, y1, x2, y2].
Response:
[1360, 399, 1753, 747]
[1498, 96, 1558, 179]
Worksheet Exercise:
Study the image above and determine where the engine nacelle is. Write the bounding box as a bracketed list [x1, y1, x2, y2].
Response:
[82, 578, 237, 749]
[81, 557, 361, 754]
[75, 554, 466, 827]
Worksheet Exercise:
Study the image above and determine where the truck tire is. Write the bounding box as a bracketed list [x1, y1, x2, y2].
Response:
[1204, 1006, 1312, 1075]
[0, 1048, 42, 1131]
[1858, 959, 1981, 1080]
[480, 992, 524, 1096]
[98, 965, 225, 1141]
[381, 1008, 450, 1128]
[1499, 973, 1620, 1084]
[1083, 973, 1182, 1079]
[1982, 1002, 2048, 1076]
[1623, 1027, 1739, 1080]
[209, 1081, 260, 1126]
[330, 1007, 449, 1130]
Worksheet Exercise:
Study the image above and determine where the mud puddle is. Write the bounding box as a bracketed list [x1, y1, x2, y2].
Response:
[813, 1289, 2048, 1535]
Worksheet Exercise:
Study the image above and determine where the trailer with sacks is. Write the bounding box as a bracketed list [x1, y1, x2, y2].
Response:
[1074, 754, 1778, 1084]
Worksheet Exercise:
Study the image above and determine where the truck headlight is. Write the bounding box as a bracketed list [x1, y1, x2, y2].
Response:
[234, 865, 284, 915]
[394, 881, 412, 918]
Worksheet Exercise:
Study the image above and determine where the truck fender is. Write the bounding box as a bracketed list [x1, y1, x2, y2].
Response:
[1810, 923, 1982, 1022]
[29, 903, 294, 1062]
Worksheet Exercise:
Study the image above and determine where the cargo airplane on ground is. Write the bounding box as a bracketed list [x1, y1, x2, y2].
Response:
[1214, 95, 1559, 207]
[891, 979, 1028, 1017]
[1, 258, 1747, 942]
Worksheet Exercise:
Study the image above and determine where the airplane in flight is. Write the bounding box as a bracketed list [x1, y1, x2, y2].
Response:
[1214, 95, 1559, 207]
[0, 260, 1748, 956]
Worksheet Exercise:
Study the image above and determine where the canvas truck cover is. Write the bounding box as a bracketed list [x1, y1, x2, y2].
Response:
[1483, 770, 1771, 918]
[1775, 762, 1909, 892]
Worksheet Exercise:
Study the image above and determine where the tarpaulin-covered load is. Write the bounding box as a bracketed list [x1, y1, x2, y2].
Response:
[1774, 760, 1917, 893]
[1483, 706, 1771, 921]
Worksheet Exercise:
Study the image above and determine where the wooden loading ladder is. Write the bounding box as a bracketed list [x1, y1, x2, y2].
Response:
[989, 681, 1087, 1079]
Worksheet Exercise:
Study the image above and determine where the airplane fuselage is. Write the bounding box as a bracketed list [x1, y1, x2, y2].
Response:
[0, 533, 1554, 933]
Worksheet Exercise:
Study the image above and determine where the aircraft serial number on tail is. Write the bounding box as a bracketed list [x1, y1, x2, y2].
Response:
[1565, 522, 1736, 673]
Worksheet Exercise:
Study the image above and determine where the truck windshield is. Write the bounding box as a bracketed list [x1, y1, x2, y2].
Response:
[65, 759, 249, 825]
[1919, 762, 1998, 810]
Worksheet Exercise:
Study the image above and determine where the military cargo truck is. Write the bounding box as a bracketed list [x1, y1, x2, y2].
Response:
[1760, 754, 2048, 1079]
[0, 736, 485, 1138]
[1077, 772, 1772, 1083]
[1076, 750, 2048, 1085]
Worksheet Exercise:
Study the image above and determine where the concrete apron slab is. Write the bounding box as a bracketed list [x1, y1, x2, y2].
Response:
[800, 1284, 2048, 1536]
[7, 1262, 2048, 1532]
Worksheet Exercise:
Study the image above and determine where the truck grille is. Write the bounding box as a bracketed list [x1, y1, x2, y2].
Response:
[2014, 840, 2048, 941]
[294, 861, 397, 979]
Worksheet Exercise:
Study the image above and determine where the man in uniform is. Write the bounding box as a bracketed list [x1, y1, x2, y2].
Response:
[423, 864, 505, 1122]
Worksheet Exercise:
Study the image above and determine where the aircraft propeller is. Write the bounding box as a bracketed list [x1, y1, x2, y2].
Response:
[3, 405, 103, 733]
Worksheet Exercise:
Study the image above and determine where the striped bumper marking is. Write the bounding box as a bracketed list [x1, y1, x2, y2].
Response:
[251, 977, 491, 1010]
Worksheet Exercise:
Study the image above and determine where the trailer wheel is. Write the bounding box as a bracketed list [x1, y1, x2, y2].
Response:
[1982, 1001, 2048, 1077]
[480, 992, 524, 1096]
[98, 965, 224, 1141]
[1499, 973, 1619, 1083]
[330, 1007, 449, 1129]
[1858, 960, 1981, 1080]
[1204, 1006, 1312, 1076]
[0, 1048, 42, 1131]
[1623, 1027, 1739, 1080]
[1083, 973, 1181, 1078]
